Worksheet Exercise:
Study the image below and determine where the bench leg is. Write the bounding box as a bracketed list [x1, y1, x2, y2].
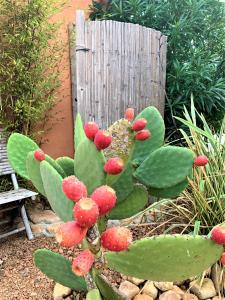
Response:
[21, 205, 34, 240]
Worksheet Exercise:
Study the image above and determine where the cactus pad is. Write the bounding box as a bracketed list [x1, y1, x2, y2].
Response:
[95, 274, 127, 300]
[34, 249, 87, 291]
[105, 235, 223, 282]
[148, 179, 189, 198]
[7, 133, 38, 179]
[108, 160, 134, 203]
[104, 119, 133, 162]
[75, 113, 87, 151]
[134, 146, 194, 189]
[86, 289, 102, 300]
[132, 107, 165, 165]
[40, 161, 74, 221]
[56, 156, 74, 176]
[26, 151, 46, 196]
[45, 155, 66, 178]
[74, 140, 106, 194]
[108, 185, 148, 220]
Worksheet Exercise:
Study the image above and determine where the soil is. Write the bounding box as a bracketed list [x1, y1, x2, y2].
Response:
[0, 233, 85, 300]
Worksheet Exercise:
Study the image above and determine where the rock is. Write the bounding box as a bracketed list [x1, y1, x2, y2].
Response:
[47, 223, 62, 236]
[142, 281, 158, 299]
[53, 283, 72, 300]
[154, 281, 174, 291]
[30, 223, 47, 237]
[29, 209, 60, 224]
[171, 286, 184, 296]
[211, 263, 223, 292]
[182, 293, 198, 300]
[119, 280, 140, 299]
[128, 276, 145, 285]
[159, 290, 181, 300]
[190, 278, 217, 299]
[134, 294, 153, 300]
[212, 296, 225, 300]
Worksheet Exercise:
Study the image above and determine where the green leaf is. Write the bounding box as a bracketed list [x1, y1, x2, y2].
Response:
[7, 133, 38, 179]
[134, 146, 194, 189]
[56, 156, 74, 176]
[26, 151, 46, 196]
[86, 289, 102, 300]
[74, 113, 87, 152]
[105, 235, 223, 282]
[132, 106, 165, 165]
[74, 139, 106, 195]
[40, 161, 74, 222]
[108, 185, 148, 219]
[34, 249, 87, 291]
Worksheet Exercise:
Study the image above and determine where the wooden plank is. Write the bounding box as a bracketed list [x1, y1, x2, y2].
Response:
[74, 13, 167, 127]
[69, 23, 77, 120]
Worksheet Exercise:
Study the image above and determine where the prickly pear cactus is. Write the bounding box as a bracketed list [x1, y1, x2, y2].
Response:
[6, 106, 222, 300]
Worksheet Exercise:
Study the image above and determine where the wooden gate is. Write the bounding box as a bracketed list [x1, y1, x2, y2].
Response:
[71, 10, 167, 128]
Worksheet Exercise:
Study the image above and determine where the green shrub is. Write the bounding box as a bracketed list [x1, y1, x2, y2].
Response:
[90, 0, 225, 138]
[0, 0, 63, 140]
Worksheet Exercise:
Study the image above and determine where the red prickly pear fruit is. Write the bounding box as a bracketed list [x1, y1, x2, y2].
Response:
[34, 149, 45, 161]
[124, 108, 135, 121]
[62, 176, 87, 202]
[73, 197, 99, 228]
[84, 122, 99, 141]
[101, 226, 132, 252]
[132, 118, 147, 131]
[211, 226, 225, 245]
[72, 249, 95, 277]
[194, 155, 208, 167]
[135, 129, 151, 141]
[91, 185, 116, 215]
[56, 221, 87, 248]
[220, 253, 225, 265]
[104, 157, 124, 175]
[94, 130, 112, 150]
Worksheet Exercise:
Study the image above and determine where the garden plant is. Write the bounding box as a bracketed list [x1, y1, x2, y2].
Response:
[6, 106, 225, 299]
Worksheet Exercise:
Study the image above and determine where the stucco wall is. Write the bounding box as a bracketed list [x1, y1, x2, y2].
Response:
[41, 0, 91, 159]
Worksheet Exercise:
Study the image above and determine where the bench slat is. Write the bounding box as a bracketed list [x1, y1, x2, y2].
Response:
[0, 188, 38, 205]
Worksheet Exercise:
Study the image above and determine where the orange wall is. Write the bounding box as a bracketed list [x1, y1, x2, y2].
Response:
[41, 0, 91, 159]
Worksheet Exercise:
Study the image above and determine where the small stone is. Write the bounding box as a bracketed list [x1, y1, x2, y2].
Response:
[128, 276, 145, 285]
[182, 293, 198, 300]
[119, 280, 140, 299]
[190, 278, 217, 299]
[53, 283, 72, 300]
[29, 209, 60, 224]
[154, 281, 174, 291]
[31, 223, 46, 237]
[134, 294, 153, 300]
[159, 290, 181, 300]
[142, 281, 158, 299]
[211, 263, 223, 292]
[171, 286, 184, 296]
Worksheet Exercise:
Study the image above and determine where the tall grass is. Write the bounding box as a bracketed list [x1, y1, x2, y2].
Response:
[159, 100, 225, 235]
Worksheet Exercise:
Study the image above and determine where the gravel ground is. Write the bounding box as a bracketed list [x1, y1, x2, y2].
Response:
[0, 233, 59, 300]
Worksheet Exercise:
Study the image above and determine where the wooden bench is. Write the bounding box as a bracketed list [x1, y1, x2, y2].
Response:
[0, 135, 37, 240]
